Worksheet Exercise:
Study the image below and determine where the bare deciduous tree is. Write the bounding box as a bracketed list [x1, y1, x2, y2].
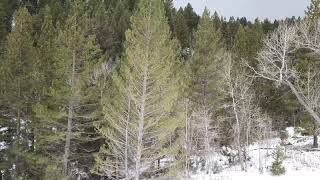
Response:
[295, 66, 320, 147]
[295, 21, 320, 55]
[224, 54, 272, 171]
[248, 22, 320, 127]
[224, 54, 252, 171]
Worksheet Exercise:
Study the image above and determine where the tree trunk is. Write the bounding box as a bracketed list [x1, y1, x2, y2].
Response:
[14, 108, 21, 179]
[204, 109, 210, 153]
[30, 128, 35, 152]
[17, 108, 21, 144]
[286, 81, 320, 125]
[63, 100, 74, 176]
[313, 134, 318, 148]
[63, 50, 76, 176]
[230, 89, 244, 171]
[125, 94, 131, 179]
[185, 100, 190, 179]
[258, 145, 263, 173]
[135, 65, 148, 180]
[236, 127, 244, 171]
[244, 118, 251, 171]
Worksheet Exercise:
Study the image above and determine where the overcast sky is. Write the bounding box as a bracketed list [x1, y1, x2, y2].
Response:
[173, 0, 311, 21]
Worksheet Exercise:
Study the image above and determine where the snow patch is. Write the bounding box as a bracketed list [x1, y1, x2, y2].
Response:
[0, 141, 7, 151]
[190, 128, 320, 180]
[0, 127, 8, 133]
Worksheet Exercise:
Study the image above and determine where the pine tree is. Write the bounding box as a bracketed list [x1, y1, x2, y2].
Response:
[109, 0, 133, 54]
[89, 0, 117, 54]
[233, 21, 264, 67]
[33, 1, 102, 178]
[233, 25, 247, 62]
[173, 8, 190, 49]
[0, 7, 37, 179]
[0, 0, 7, 41]
[35, 5, 57, 87]
[94, 0, 182, 179]
[306, 0, 320, 20]
[164, 0, 176, 31]
[0, 0, 18, 42]
[189, 8, 225, 171]
[24, 6, 60, 179]
[212, 11, 222, 30]
[89, 0, 137, 56]
[222, 16, 240, 50]
[262, 18, 276, 34]
[183, 3, 200, 34]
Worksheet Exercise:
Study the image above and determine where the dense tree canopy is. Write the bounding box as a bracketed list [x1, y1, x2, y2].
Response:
[0, 0, 315, 179]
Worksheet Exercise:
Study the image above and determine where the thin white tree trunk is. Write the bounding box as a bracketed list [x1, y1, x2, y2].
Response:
[258, 127, 265, 174]
[15, 107, 21, 179]
[185, 100, 190, 179]
[230, 87, 244, 171]
[244, 117, 251, 171]
[258, 143, 263, 173]
[286, 81, 320, 125]
[204, 109, 210, 153]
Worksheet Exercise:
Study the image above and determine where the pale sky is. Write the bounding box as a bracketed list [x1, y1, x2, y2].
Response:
[174, 0, 311, 21]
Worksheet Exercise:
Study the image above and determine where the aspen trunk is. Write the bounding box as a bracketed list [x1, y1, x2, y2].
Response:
[286, 81, 320, 125]
[231, 88, 244, 171]
[185, 100, 190, 179]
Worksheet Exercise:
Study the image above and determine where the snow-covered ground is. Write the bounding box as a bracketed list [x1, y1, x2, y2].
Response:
[191, 127, 320, 180]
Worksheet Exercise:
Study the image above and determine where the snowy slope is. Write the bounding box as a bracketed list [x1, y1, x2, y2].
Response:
[191, 127, 320, 180]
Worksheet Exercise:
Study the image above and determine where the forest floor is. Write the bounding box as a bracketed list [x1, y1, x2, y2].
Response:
[190, 127, 320, 180]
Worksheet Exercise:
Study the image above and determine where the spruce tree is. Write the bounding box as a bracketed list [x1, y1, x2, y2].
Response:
[0, 0, 7, 41]
[183, 3, 200, 34]
[35, 5, 57, 88]
[164, 0, 176, 31]
[0, 7, 36, 179]
[25, 6, 60, 179]
[33, 1, 102, 178]
[222, 17, 240, 50]
[262, 18, 276, 34]
[94, 0, 181, 179]
[233, 21, 264, 67]
[173, 8, 190, 49]
[0, 0, 18, 42]
[233, 25, 247, 62]
[189, 8, 225, 170]
[212, 11, 222, 30]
